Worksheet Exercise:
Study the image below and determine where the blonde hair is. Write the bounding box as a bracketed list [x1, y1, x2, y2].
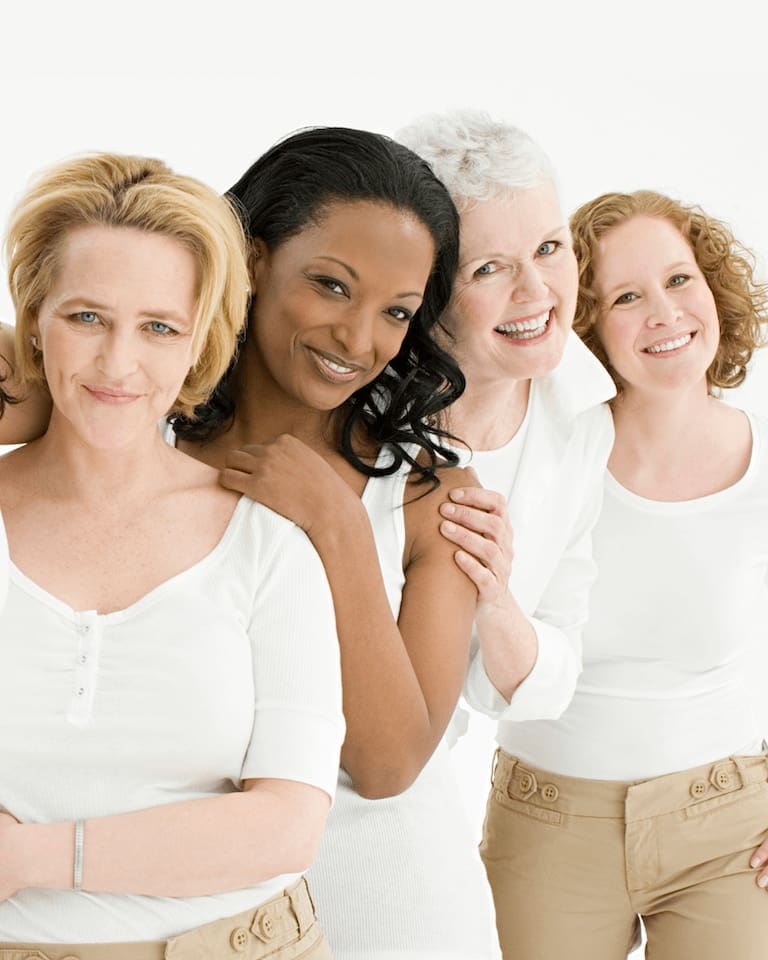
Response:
[571, 190, 767, 393]
[6, 153, 250, 415]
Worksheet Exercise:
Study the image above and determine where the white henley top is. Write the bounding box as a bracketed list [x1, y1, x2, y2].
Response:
[0, 496, 345, 942]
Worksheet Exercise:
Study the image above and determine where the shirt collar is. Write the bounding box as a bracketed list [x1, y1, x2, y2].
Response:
[534, 330, 616, 422]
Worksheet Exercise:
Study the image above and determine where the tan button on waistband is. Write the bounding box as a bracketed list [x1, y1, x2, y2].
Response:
[690, 779, 707, 798]
[711, 766, 732, 790]
[230, 926, 249, 951]
[519, 772, 535, 792]
[541, 783, 559, 802]
[258, 913, 276, 940]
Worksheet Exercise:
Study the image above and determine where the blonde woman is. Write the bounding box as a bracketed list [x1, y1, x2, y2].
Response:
[0, 153, 343, 958]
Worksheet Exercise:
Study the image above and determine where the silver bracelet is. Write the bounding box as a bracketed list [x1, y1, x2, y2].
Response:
[73, 820, 84, 892]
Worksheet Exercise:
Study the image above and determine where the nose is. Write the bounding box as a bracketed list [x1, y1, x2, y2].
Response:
[331, 307, 376, 361]
[95, 326, 141, 380]
[510, 262, 548, 303]
[647, 289, 683, 327]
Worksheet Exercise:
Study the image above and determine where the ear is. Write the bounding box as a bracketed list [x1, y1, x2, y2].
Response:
[249, 238, 270, 285]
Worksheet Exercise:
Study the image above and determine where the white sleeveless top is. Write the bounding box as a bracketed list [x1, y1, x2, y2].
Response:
[306, 447, 501, 960]
[0, 507, 7, 612]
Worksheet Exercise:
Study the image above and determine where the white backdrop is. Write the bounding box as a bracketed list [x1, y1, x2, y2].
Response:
[2, 3, 767, 954]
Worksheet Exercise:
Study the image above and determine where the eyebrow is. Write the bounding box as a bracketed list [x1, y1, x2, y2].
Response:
[313, 256, 423, 299]
[601, 260, 696, 299]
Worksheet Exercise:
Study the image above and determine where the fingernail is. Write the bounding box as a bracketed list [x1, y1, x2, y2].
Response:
[441, 521, 456, 534]
[451, 489, 464, 501]
[758, 875, 768, 888]
[751, 857, 761, 869]
[440, 503, 456, 517]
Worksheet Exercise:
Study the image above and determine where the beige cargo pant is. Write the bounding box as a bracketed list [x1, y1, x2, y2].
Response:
[481, 750, 768, 959]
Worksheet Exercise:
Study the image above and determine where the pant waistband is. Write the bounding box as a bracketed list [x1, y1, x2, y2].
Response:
[0, 877, 317, 960]
[491, 748, 768, 820]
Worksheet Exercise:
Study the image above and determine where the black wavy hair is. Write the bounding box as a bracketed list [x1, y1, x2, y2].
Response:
[173, 126, 464, 485]
[0, 354, 18, 420]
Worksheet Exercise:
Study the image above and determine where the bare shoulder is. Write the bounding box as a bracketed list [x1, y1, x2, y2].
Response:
[402, 464, 480, 562]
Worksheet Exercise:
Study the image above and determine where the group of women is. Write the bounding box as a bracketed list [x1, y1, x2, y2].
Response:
[0, 108, 765, 960]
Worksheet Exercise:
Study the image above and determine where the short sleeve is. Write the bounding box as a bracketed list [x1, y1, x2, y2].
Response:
[241, 519, 345, 800]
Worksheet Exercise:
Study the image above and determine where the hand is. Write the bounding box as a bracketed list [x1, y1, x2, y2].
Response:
[438, 481, 513, 607]
[750, 837, 768, 890]
[220, 435, 357, 538]
[0, 810, 24, 901]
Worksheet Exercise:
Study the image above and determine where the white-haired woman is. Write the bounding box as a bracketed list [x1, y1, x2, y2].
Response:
[398, 110, 616, 958]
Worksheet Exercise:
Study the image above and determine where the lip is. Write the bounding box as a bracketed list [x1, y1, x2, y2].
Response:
[305, 346, 368, 384]
[83, 385, 142, 404]
[494, 308, 553, 345]
[641, 331, 696, 356]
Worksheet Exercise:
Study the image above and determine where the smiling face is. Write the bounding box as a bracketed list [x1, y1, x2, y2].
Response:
[442, 179, 577, 387]
[35, 224, 199, 449]
[248, 200, 435, 412]
[592, 215, 720, 399]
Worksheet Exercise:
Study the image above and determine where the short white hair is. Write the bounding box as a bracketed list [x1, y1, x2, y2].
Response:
[397, 108, 557, 209]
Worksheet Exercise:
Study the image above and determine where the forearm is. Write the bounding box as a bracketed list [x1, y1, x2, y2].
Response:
[475, 591, 538, 702]
[14, 784, 328, 898]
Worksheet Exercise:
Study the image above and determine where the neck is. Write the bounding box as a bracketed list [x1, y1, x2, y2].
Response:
[447, 375, 531, 451]
[33, 410, 178, 504]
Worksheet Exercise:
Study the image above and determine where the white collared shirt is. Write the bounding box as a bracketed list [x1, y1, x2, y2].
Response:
[461, 333, 616, 751]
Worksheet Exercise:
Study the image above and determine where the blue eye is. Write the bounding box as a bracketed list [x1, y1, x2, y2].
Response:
[146, 321, 174, 336]
[537, 241, 561, 256]
[72, 310, 100, 325]
[669, 274, 690, 287]
[474, 262, 497, 277]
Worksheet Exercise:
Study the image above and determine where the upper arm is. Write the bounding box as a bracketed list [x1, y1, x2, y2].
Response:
[241, 518, 345, 803]
[398, 466, 479, 732]
[0, 323, 51, 445]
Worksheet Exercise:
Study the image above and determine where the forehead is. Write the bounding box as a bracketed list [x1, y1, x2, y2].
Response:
[279, 199, 435, 276]
[458, 180, 562, 254]
[595, 216, 694, 278]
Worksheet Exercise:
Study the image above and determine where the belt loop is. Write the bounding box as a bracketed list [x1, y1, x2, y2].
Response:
[490, 747, 501, 787]
[289, 878, 315, 938]
[732, 755, 749, 789]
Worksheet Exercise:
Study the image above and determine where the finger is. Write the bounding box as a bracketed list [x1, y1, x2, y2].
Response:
[751, 842, 768, 870]
[224, 448, 264, 471]
[440, 502, 512, 548]
[441, 521, 510, 575]
[449, 486, 507, 515]
[219, 467, 257, 493]
[453, 549, 500, 600]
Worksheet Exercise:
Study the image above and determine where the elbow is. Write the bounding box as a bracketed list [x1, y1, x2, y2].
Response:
[345, 757, 424, 800]
[282, 802, 331, 874]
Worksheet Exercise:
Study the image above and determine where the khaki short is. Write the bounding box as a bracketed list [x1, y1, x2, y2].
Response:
[481, 750, 768, 960]
[0, 877, 330, 960]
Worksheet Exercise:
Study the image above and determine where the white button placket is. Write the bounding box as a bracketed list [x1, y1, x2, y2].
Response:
[68, 612, 100, 726]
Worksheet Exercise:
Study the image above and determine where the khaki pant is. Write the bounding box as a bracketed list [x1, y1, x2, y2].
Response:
[0, 877, 330, 960]
[480, 750, 768, 960]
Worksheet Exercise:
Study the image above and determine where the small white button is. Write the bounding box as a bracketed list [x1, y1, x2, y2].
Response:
[77, 687, 85, 697]
[79, 654, 88, 664]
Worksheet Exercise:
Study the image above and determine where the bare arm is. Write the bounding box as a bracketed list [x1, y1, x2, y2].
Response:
[0, 322, 51, 443]
[222, 437, 478, 799]
[0, 779, 329, 901]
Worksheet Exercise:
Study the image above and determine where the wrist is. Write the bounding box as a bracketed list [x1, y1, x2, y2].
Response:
[306, 491, 369, 550]
[17, 821, 74, 890]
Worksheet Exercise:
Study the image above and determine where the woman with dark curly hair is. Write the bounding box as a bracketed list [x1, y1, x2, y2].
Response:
[482, 188, 768, 959]
[173, 127, 500, 959]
